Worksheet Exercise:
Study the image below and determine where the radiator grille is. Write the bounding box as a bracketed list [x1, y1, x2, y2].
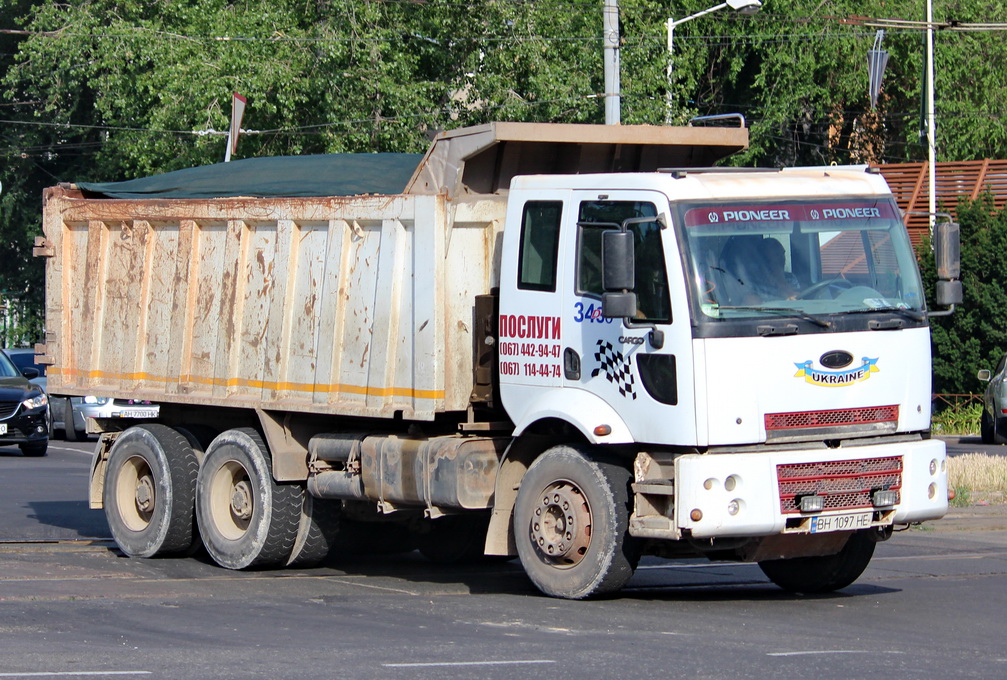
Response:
[777, 455, 903, 514]
[765, 405, 899, 431]
[0, 401, 19, 420]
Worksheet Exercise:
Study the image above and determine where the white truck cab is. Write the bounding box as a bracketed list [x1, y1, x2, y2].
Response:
[497, 166, 951, 580]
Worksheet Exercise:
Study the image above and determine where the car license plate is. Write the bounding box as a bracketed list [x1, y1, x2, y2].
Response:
[116, 409, 159, 419]
[810, 511, 873, 534]
[0, 423, 6, 435]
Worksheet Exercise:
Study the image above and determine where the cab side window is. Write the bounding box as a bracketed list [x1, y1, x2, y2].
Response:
[518, 201, 563, 292]
[577, 201, 671, 323]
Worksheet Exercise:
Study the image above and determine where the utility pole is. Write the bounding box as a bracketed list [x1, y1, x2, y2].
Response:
[603, 0, 621, 124]
[926, 0, 937, 229]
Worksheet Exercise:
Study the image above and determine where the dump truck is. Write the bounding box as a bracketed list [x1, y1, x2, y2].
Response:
[36, 121, 961, 599]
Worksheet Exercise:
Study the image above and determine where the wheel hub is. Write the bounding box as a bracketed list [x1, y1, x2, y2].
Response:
[529, 481, 592, 568]
[230, 480, 253, 521]
[134, 475, 155, 513]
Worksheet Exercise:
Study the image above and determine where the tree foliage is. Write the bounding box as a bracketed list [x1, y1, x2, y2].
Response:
[920, 197, 1007, 395]
[3, 0, 1007, 345]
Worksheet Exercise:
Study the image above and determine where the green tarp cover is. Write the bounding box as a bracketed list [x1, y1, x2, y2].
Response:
[77, 153, 425, 199]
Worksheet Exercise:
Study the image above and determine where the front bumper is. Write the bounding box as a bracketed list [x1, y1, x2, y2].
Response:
[77, 400, 159, 423]
[0, 406, 50, 445]
[674, 437, 947, 539]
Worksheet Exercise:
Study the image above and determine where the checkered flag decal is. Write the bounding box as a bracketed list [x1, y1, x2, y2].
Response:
[591, 340, 637, 400]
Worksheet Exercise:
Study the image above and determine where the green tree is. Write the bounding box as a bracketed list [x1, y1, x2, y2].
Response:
[920, 196, 1007, 394]
[5, 0, 1007, 344]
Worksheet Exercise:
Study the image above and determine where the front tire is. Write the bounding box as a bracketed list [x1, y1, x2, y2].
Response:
[196, 428, 302, 570]
[513, 445, 638, 599]
[103, 424, 198, 557]
[758, 531, 877, 594]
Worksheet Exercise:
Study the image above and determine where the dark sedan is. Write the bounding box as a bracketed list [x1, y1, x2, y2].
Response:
[0, 349, 49, 456]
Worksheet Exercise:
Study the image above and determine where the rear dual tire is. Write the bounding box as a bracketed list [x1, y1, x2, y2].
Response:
[104, 424, 199, 557]
[195, 428, 303, 570]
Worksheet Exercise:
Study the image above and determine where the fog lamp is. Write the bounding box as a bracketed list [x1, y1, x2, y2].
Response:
[799, 495, 825, 513]
[872, 489, 899, 507]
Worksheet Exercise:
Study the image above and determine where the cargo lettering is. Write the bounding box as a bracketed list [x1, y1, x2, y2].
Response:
[499, 314, 562, 340]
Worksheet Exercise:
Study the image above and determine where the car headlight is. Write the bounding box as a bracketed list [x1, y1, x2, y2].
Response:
[22, 393, 48, 410]
[82, 395, 109, 405]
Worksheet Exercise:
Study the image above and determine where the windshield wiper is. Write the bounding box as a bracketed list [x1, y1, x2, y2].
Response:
[845, 306, 927, 322]
[712, 305, 832, 328]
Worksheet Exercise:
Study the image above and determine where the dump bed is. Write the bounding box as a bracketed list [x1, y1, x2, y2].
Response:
[37, 122, 747, 422]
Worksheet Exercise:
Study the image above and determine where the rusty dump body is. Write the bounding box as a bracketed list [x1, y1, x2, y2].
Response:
[38, 122, 746, 430]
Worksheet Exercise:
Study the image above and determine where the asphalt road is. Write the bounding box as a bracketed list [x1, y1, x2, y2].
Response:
[942, 434, 1007, 457]
[1, 440, 1006, 679]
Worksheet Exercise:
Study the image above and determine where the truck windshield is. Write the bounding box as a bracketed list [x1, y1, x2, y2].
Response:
[678, 197, 925, 322]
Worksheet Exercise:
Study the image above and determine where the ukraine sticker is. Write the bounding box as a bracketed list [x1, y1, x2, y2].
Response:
[794, 357, 879, 387]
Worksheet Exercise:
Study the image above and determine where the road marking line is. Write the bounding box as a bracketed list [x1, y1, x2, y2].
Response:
[327, 579, 420, 596]
[47, 445, 95, 455]
[637, 563, 758, 570]
[0, 672, 151, 677]
[382, 660, 555, 668]
[768, 651, 904, 657]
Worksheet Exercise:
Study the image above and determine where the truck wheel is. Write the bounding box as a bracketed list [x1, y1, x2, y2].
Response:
[64, 400, 85, 442]
[417, 514, 491, 564]
[287, 496, 342, 567]
[103, 424, 199, 557]
[513, 445, 639, 599]
[758, 530, 877, 594]
[196, 428, 302, 569]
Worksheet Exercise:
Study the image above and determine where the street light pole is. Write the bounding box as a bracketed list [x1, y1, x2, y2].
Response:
[666, 0, 762, 125]
[926, 0, 937, 229]
[603, 0, 621, 124]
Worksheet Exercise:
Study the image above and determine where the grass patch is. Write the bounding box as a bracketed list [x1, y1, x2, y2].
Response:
[947, 453, 1007, 505]
[932, 400, 982, 436]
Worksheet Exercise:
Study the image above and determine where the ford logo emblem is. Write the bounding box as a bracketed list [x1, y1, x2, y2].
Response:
[820, 350, 854, 369]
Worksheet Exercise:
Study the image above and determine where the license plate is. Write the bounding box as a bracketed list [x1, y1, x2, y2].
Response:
[0, 423, 6, 435]
[810, 511, 873, 534]
[115, 409, 159, 419]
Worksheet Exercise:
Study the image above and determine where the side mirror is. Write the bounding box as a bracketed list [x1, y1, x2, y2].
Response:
[21, 367, 40, 380]
[602, 292, 638, 319]
[978, 369, 992, 382]
[601, 230, 635, 292]
[601, 230, 638, 319]
[934, 220, 960, 281]
[934, 220, 962, 307]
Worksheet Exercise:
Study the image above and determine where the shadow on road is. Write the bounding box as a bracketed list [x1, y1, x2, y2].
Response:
[25, 500, 110, 540]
